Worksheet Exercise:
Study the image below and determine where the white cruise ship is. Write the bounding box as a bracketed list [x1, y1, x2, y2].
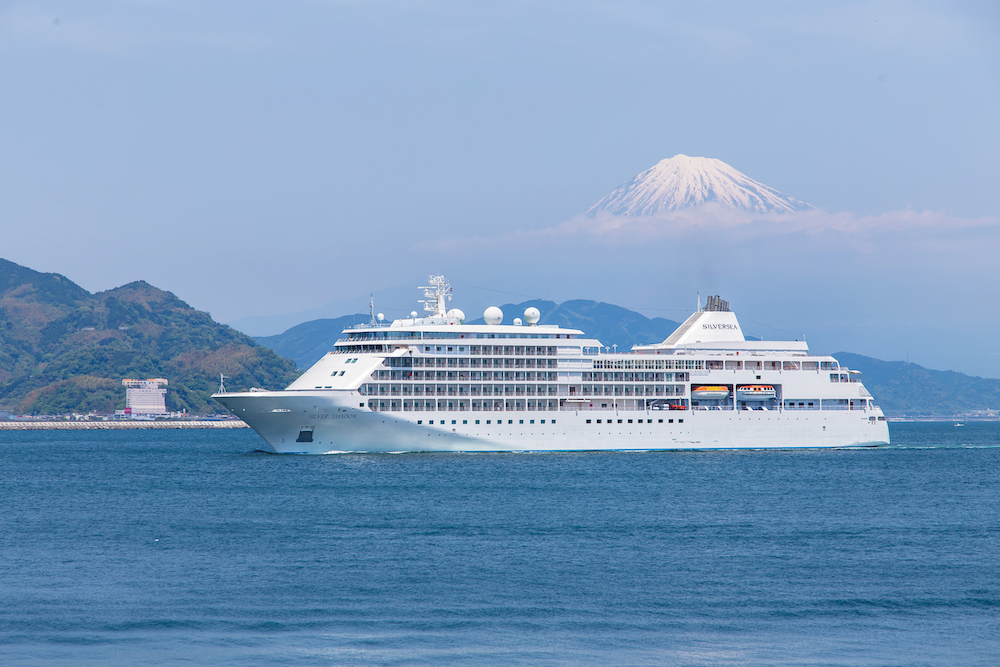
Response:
[215, 276, 890, 453]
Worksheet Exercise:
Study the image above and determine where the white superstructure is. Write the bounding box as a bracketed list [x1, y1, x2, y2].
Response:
[214, 277, 889, 453]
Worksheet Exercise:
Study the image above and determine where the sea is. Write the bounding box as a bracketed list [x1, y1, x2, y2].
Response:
[1, 423, 999, 666]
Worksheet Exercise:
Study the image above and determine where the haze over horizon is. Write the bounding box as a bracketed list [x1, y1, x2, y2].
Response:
[2, 1, 999, 376]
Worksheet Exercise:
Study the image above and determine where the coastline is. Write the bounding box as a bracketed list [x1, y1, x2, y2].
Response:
[0, 420, 248, 431]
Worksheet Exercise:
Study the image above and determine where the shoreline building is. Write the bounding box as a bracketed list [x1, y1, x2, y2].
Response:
[121, 378, 168, 416]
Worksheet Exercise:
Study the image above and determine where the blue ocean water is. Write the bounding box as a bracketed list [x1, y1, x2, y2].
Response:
[1, 423, 999, 666]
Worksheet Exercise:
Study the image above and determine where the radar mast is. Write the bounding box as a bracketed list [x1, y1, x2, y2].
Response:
[419, 275, 453, 318]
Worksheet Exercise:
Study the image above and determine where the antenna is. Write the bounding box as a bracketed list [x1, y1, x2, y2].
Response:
[369, 295, 376, 326]
[697, 292, 701, 312]
[218, 374, 228, 393]
[419, 275, 452, 318]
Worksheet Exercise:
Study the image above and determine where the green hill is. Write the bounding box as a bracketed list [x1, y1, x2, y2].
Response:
[0, 258, 300, 415]
[834, 352, 1000, 418]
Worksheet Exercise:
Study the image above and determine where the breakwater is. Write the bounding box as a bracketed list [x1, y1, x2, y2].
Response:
[0, 420, 248, 431]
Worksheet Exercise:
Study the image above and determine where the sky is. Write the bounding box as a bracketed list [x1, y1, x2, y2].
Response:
[2, 1, 1000, 374]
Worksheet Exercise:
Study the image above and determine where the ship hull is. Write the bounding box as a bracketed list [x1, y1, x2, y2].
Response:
[214, 390, 890, 454]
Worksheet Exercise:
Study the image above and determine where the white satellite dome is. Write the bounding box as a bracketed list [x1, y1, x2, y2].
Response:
[377, 313, 384, 321]
[523, 307, 540, 325]
[447, 308, 466, 323]
[483, 306, 503, 325]
[410, 311, 418, 318]
[513, 318, 523, 326]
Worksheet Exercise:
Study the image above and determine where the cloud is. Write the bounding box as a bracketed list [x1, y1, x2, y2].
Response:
[417, 206, 1000, 254]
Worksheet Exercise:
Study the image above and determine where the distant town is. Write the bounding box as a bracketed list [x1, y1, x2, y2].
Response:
[0, 377, 244, 427]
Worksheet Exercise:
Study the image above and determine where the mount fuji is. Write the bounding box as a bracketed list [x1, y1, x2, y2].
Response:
[587, 155, 813, 216]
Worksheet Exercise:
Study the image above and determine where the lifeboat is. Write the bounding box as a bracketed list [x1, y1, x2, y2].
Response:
[691, 385, 730, 399]
[736, 384, 776, 399]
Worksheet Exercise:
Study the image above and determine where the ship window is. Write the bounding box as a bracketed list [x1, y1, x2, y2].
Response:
[627, 419, 632, 423]
[417, 420, 423, 424]
[475, 420, 480, 424]
[452, 420, 456, 424]
[551, 420, 556, 424]
[519, 420, 524, 424]
[486, 420, 491, 424]
[678, 419, 683, 423]
[463, 420, 467, 424]
[360, 403, 364, 407]
[296, 429, 313, 443]
[597, 419, 602, 424]
[541, 420, 546, 424]
[530, 420, 534, 424]
[668, 419, 673, 423]
[508, 420, 513, 424]
[586, 419, 592, 424]
[658, 419, 663, 423]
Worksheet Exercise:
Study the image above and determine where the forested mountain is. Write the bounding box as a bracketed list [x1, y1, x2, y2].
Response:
[834, 353, 1000, 418]
[0, 258, 299, 415]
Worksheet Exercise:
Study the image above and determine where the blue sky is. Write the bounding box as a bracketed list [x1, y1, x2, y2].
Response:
[2, 1, 999, 373]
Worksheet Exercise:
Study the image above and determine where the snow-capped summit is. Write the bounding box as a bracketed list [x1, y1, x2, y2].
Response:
[587, 155, 813, 216]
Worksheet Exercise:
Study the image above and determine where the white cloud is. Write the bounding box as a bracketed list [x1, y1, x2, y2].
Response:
[420, 206, 1000, 253]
